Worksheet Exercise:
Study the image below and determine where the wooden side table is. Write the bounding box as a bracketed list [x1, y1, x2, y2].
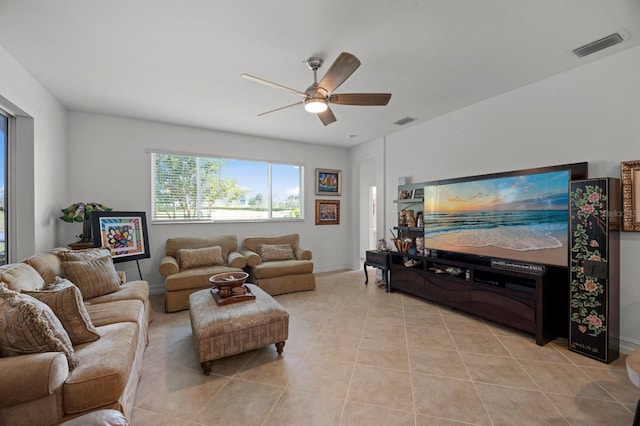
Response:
[364, 250, 391, 292]
[68, 241, 96, 250]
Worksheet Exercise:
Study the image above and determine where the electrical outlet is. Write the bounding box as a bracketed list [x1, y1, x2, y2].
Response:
[583, 260, 608, 279]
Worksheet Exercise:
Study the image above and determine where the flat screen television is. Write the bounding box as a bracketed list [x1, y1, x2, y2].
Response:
[422, 163, 587, 268]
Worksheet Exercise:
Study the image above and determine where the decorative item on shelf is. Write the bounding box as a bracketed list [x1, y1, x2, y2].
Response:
[393, 237, 412, 253]
[415, 237, 424, 255]
[60, 202, 111, 243]
[416, 212, 423, 228]
[398, 210, 407, 227]
[406, 209, 416, 227]
[398, 189, 411, 200]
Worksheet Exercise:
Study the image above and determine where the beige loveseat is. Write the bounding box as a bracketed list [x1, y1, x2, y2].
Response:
[241, 233, 315, 295]
[0, 247, 151, 426]
[159, 235, 246, 312]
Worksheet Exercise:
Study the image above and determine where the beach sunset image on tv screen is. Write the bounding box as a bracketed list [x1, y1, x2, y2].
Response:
[423, 170, 570, 267]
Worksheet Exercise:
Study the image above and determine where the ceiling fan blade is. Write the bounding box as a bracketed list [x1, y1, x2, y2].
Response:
[318, 107, 337, 126]
[257, 101, 304, 116]
[317, 52, 361, 95]
[329, 93, 392, 106]
[241, 73, 308, 97]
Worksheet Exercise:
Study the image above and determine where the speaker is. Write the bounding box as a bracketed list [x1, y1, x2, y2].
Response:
[569, 178, 620, 363]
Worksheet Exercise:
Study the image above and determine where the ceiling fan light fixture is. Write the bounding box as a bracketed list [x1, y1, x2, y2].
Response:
[304, 98, 328, 113]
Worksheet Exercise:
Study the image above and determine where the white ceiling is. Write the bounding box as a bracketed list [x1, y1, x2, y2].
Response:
[1, 0, 638, 147]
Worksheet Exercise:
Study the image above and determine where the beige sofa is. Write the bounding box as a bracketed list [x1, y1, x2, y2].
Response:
[0, 247, 151, 426]
[241, 234, 315, 295]
[159, 235, 246, 312]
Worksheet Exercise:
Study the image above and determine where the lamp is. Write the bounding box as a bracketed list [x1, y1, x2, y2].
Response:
[304, 97, 328, 113]
[60, 202, 111, 242]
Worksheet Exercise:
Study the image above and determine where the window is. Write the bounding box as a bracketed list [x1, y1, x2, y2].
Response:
[0, 112, 7, 264]
[151, 152, 303, 223]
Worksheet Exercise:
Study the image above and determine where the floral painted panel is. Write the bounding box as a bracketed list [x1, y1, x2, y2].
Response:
[569, 179, 617, 363]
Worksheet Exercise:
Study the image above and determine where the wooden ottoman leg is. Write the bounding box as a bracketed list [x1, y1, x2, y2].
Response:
[201, 361, 212, 376]
[275, 341, 285, 355]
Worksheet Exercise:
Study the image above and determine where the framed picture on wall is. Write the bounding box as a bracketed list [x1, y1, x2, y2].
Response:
[91, 211, 150, 263]
[315, 200, 340, 225]
[315, 168, 342, 196]
[622, 160, 640, 232]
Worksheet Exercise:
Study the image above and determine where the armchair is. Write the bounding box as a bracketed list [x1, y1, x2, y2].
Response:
[240, 233, 315, 295]
[160, 235, 246, 312]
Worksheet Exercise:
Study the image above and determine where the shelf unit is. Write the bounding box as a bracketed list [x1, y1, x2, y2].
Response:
[389, 251, 568, 345]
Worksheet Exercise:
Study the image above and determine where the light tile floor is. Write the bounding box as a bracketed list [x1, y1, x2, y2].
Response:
[132, 269, 639, 425]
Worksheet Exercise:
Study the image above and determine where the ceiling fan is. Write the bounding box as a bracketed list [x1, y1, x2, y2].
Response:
[241, 52, 391, 126]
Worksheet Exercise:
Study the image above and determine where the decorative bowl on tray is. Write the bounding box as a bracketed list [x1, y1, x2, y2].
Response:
[209, 271, 249, 288]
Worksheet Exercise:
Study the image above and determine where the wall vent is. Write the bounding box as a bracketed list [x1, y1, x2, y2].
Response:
[573, 33, 623, 57]
[393, 117, 416, 126]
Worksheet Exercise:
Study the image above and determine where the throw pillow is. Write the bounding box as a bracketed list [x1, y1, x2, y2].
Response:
[257, 244, 295, 262]
[0, 284, 78, 369]
[61, 255, 121, 300]
[58, 247, 111, 262]
[23, 277, 100, 345]
[177, 246, 225, 270]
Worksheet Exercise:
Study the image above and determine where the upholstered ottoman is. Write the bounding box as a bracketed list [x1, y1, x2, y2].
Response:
[189, 284, 289, 375]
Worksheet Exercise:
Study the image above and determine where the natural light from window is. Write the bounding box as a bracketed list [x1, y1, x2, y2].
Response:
[151, 152, 303, 223]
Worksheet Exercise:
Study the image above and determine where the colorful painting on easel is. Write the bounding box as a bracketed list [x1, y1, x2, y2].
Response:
[91, 211, 150, 263]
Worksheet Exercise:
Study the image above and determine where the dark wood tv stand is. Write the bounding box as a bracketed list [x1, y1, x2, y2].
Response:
[389, 252, 568, 345]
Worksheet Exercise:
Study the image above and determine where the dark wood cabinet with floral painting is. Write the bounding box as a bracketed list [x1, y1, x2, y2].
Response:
[569, 178, 620, 363]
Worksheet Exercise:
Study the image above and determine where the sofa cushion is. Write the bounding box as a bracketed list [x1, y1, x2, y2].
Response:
[0, 284, 78, 369]
[64, 322, 138, 414]
[22, 248, 69, 284]
[249, 259, 314, 279]
[0, 262, 46, 292]
[243, 234, 299, 253]
[165, 265, 244, 292]
[23, 277, 100, 345]
[85, 299, 145, 327]
[257, 244, 295, 262]
[177, 246, 225, 270]
[165, 236, 238, 261]
[61, 256, 121, 300]
[58, 248, 111, 262]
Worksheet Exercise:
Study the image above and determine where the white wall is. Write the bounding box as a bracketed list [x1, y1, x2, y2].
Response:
[0, 44, 68, 259]
[66, 112, 351, 293]
[349, 137, 386, 263]
[364, 45, 640, 349]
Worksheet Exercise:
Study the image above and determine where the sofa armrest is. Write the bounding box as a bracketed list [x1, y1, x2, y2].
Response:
[227, 251, 247, 269]
[159, 255, 179, 276]
[240, 249, 261, 267]
[0, 352, 68, 408]
[295, 247, 312, 261]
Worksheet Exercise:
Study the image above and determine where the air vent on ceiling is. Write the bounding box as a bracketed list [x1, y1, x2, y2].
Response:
[573, 33, 623, 57]
[393, 117, 416, 126]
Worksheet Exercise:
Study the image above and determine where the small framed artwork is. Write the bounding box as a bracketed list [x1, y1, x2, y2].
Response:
[412, 188, 424, 199]
[91, 211, 151, 263]
[315, 199, 340, 225]
[315, 168, 342, 196]
[621, 160, 640, 232]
